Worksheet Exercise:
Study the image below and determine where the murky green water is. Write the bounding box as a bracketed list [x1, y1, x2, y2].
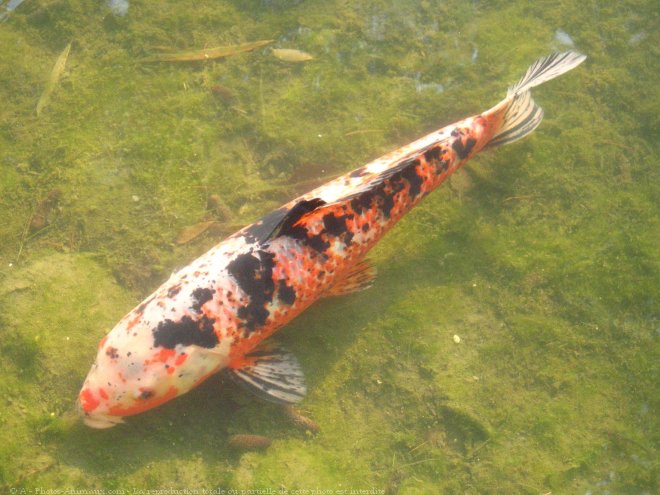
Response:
[0, 1, 657, 493]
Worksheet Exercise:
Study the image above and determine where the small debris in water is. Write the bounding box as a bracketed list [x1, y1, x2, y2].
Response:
[272, 48, 314, 62]
[106, 0, 129, 17]
[554, 29, 575, 47]
[282, 405, 320, 433]
[453, 334, 461, 344]
[628, 31, 647, 46]
[227, 434, 272, 451]
[414, 72, 444, 94]
[30, 189, 62, 233]
[209, 84, 236, 104]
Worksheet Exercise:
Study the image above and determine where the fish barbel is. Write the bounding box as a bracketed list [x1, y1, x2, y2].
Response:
[79, 52, 586, 428]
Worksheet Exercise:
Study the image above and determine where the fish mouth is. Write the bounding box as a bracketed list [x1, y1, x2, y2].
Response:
[76, 398, 125, 429]
[82, 412, 125, 429]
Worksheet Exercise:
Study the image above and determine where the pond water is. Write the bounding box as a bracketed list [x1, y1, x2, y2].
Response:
[0, 1, 657, 494]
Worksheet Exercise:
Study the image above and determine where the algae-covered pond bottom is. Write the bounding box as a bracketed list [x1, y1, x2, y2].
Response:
[0, 1, 657, 494]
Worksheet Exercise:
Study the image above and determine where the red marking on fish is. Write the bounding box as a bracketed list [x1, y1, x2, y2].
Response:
[107, 385, 179, 417]
[79, 388, 100, 412]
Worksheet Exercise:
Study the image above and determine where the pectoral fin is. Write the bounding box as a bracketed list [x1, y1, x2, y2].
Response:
[227, 342, 306, 405]
[325, 259, 377, 297]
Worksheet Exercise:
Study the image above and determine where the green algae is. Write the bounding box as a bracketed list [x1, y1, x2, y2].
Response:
[0, 0, 658, 494]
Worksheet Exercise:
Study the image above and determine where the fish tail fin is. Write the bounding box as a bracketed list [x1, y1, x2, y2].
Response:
[485, 51, 586, 149]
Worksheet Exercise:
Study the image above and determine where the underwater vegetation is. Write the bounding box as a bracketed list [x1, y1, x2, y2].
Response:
[0, 0, 657, 494]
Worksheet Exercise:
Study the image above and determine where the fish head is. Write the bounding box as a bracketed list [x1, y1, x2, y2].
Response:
[78, 300, 228, 428]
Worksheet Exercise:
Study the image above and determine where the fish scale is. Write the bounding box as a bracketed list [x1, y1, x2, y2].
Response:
[79, 51, 586, 428]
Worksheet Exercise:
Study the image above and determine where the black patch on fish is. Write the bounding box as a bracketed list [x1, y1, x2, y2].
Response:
[152, 315, 218, 349]
[452, 137, 476, 160]
[139, 390, 154, 400]
[345, 231, 354, 245]
[348, 155, 423, 220]
[400, 159, 423, 197]
[105, 346, 119, 359]
[424, 146, 442, 163]
[373, 172, 406, 219]
[286, 222, 331, 253]
[375, 190, 395, 218]
[425, 145, 451, 174]
[350, 166, 368, 178]
[362, 223, 370, 232]
[465, 138, 476, 155]
[191, 287, 214, 313]
[350, 193, 374, 215]
[167, 284, 182, 298]
[227, 250, 276, 332]
[277, 280, 296, 305]
[323, 211, 356, 246]
[322, 213, 349, 237]
[436, 159, 450, 175]
[308, 233, 331, 252]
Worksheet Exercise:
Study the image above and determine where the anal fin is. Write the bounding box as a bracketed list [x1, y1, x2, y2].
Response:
[325, 259, 377, 297]
[227, 342, 306, 405]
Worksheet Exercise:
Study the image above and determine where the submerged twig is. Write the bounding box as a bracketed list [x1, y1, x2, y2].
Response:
[397, 458, 442, 468]
[502, 194, 535, 203]
[36, 41, 72, 116]
[344, 129, 383, 137]
[15, 209, 34, 263]
[142, 39, 273, 62]
[408, 440, 429, 453]
[175, 221, 219, 245]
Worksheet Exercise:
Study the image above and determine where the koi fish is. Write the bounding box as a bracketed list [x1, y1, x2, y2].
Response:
[79, 52, 586, 428]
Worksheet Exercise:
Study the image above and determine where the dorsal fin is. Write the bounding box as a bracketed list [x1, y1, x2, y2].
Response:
[271, 198, 327, 239]
[242, 198, 326, 243]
